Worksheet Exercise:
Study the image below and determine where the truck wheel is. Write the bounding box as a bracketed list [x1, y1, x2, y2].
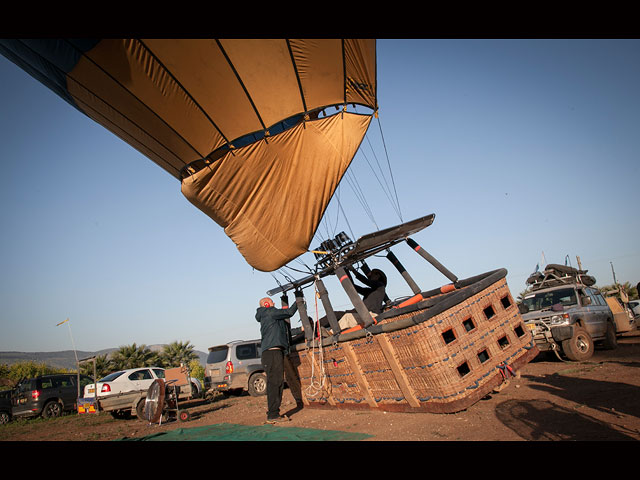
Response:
[602, 321, 618, 350]
[179, 410, 191, 422]
[248, 372, 267, 397]
[562, 326, 594, 361]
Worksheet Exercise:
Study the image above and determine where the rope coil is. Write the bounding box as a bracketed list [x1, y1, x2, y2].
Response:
[304, 281, 327, 398]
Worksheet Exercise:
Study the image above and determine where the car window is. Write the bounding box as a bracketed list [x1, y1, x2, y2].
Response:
[128, 369, 153, 381]
[41, 377, 54, 389]
[16, 379, 37, 393]
[99, 371, 125, 382]
[53, 376, 74, 388]
[585, 288, 604, 306]
[153, 369, 165, 379]
[235, 343, 259, 360]
[207, 346, 229, 364]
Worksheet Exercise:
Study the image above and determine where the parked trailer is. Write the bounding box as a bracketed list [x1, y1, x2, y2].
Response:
[78, 389, 148, 419]
[77, 366, 197, 420]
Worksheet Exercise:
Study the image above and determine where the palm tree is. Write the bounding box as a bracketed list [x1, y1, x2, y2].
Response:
[598, 282, 638, 301]
[109, 343, 158, 371]
[79, 354, 113, 379]
[160, 341, 198, 368]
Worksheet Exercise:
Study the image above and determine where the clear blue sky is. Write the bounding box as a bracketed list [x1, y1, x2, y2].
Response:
[1, 39, 639, 354]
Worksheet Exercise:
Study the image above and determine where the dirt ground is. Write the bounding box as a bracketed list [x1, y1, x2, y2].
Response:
[2, 331, 639, 442]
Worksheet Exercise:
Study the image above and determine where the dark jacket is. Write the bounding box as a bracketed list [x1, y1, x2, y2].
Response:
[255, 303, 299, 353]
[352, 271, 387, 314]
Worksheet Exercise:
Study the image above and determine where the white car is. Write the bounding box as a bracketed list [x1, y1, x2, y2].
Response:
[629, 299, 640, 318]
[83, 367, 201, 398]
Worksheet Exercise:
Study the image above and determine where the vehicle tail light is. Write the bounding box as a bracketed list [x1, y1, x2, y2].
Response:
[31, 390, 41, 400]
[101, 384, 111, 393]
[226, 361, 234, 374]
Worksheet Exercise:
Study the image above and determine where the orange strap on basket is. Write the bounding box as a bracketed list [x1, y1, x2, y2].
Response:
[395, 293, 424, 309]
[341, 315, 377, 334]
[440, 284, 456, 294]
[341, 325, 362, 334]
[394, 284, 456, 309]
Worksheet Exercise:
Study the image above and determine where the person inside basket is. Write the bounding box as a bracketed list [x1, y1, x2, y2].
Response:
[319, 267, 388, 334]
[349, 267, 388, 314]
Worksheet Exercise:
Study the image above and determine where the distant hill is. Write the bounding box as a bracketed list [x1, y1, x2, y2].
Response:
[0, 345, 207, 370]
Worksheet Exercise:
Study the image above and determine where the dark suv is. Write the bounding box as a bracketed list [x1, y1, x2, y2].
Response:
[12, 374, 92, 419]
[204, 340, 266, 397]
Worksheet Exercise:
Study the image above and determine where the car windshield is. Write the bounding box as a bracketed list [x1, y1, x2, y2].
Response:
[99, 371, 125, 382]
[522, 288, 577, 312]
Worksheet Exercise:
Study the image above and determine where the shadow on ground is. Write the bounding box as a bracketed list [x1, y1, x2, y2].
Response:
[495, 399, 636, 440]
[495, 367, 640, 440]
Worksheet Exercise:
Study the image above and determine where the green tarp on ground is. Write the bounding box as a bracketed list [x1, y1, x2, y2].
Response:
[120, 423, 373, 441]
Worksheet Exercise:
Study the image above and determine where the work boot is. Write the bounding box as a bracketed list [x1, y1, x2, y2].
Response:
[265, 414, 290, 424]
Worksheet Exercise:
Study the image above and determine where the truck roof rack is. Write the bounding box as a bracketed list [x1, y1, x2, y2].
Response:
[526, 263, 596, 291]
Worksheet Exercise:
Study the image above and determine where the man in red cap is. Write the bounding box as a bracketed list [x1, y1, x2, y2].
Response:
[256, 296, 298, 423]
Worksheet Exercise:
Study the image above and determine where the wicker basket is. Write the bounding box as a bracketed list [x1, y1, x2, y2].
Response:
[289, 269, 538, 413]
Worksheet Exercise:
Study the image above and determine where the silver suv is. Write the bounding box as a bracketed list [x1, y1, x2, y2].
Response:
[520, 265, 617, 361]
[204, 340, 266, 397]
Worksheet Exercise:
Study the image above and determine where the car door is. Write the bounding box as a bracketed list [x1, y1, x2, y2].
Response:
[56, 375, 79, 409]
[127, 369, 155, 392]
[12, 378, 36, 415]
[594, 290, 612, 333]
[584, 288, 607, 337]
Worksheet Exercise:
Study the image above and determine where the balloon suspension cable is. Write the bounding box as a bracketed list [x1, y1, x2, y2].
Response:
[314, 107, 396, 237]
[269, 272, 284, 289]
[315, 185, 357, 251]
[334, 112, 402, 236]
[359, 123, 402, 222]
[343, 169, 378, 231]
[283, 262, 314, 278]
[375, 114, 403, 222]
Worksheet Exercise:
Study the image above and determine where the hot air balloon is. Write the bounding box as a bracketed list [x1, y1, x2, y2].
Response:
[0, 38, 376, 271]
[1, 38, 538, 414]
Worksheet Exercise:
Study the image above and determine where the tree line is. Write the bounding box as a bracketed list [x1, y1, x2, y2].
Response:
[0, 341, 204, 390]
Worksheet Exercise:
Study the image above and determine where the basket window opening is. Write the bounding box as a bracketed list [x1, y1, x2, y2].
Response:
[513, 323, 526, 338]
[500, 295, 513, 310]
[462, 317, 476, 333]
[483, 305, 496, 320]
[477, 349, 490, 364]
[497, 335, 510, 349]
[442, 328, 457, 345]
[457, 361, 471, 378]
